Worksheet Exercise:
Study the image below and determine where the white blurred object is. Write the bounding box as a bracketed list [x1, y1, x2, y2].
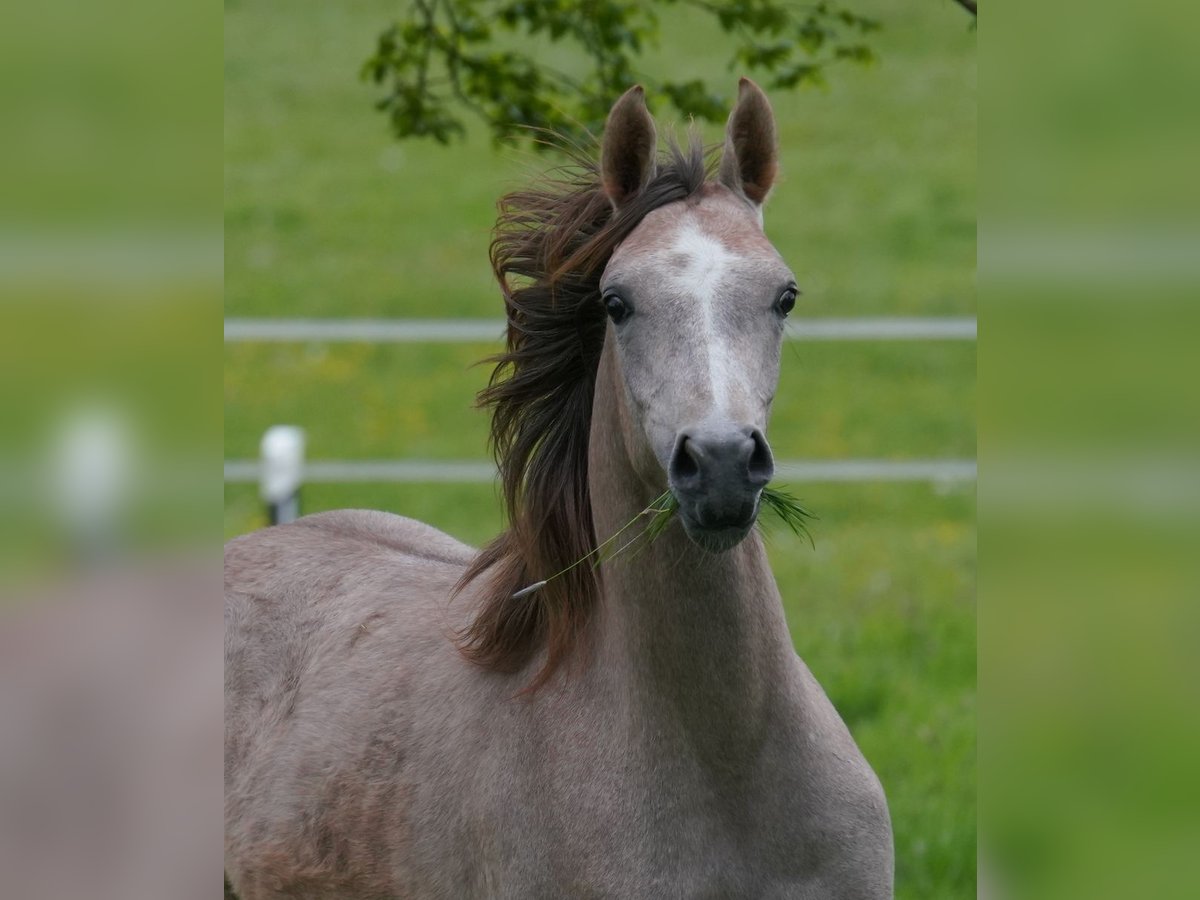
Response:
[259, 425, 305, 525]
[50, 407, 133, 557]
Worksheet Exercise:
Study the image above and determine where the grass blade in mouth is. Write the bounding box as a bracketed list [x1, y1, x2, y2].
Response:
[512, 487, 813, 598]
[759, 486, 816, 548]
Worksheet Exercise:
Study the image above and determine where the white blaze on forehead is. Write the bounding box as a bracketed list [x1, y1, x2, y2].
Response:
[667, 223, 740, 410]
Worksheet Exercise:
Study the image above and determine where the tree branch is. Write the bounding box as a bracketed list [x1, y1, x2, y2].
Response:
[412, 0, 436, 100]
[951, 0, 977, 15]
[367, 0, 892, 147]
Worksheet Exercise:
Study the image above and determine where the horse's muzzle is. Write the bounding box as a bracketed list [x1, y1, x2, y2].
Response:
[668, 424, 774, 551]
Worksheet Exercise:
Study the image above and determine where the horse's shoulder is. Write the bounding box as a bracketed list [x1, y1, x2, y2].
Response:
[763, 655, 894, 885]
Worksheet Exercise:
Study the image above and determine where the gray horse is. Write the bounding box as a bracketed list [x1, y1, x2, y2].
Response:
[225, 80, 893, 898]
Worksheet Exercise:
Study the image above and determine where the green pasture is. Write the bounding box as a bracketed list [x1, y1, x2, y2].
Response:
[225, 1, 975, 896]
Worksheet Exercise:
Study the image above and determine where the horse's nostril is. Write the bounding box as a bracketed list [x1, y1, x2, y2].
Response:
[747, 429, 774, 486]
[670, 434, 702, 485]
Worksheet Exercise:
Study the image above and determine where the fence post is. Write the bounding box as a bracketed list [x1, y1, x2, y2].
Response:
[260, 425, 305, 525]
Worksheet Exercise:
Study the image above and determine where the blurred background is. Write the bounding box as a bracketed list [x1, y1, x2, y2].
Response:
[980, 2, 1200, 897]
[1, 2, 219, 898]
[225, 2, 975, 898]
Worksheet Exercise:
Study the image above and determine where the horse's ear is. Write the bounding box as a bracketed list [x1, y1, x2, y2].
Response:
[718, 77, 779, 207]
[601, 85, 657, 209]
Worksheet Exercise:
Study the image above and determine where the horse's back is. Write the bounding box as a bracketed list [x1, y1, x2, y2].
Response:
[226, 508, 475, 590]
[224, 510, 478, 899]
[224, 509, 475, 733]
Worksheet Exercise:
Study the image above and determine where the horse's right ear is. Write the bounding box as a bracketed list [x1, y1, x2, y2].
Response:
[601, 85, 657, 209]
[718, 77, 778, 208]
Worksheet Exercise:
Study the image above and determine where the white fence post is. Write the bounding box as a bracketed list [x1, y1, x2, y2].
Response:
[260, 425, 305, 525]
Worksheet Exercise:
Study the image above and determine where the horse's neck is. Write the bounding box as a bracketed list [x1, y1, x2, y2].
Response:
[584, 340, 797, 755]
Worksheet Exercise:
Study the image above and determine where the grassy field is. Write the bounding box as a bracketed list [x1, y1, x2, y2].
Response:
[225, 1, 975, 896]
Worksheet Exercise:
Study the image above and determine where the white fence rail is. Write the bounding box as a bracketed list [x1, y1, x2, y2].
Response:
[225, 458, 976, 485]
[224, 316, 977, 343]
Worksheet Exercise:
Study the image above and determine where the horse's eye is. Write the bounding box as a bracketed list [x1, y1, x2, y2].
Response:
[776, 287, 798, 317]
[604, 293, 630, 324]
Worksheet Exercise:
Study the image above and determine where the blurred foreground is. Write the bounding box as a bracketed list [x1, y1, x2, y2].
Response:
[981, 1, 1200, 896]
[1, 2, 219, 899]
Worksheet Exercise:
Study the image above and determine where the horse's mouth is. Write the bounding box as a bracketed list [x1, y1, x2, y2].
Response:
[676, 507, 758, 553]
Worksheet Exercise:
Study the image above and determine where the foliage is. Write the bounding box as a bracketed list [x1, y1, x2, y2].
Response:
[362, 0, 881, 146]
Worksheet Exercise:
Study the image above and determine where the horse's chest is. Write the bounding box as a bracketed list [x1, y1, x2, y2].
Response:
[471, 755, 804, 895]
[454, 722, 890, 899]
[420, 685, 891, 897]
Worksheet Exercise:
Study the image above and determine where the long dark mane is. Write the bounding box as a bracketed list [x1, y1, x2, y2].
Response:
[457, 135, 712, 689]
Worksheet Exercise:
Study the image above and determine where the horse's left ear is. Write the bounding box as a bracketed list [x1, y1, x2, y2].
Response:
[601, 85, 658, 209]
[718, 78, 779, 208]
